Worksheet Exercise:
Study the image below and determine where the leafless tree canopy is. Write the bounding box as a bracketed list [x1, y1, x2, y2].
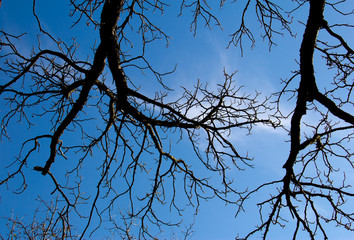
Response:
[0, 0, 353, 239]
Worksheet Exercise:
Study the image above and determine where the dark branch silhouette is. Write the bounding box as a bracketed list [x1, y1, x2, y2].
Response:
[0, 0, 353, 239]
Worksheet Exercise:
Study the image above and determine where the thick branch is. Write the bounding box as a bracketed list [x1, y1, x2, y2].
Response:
[35, 0, 125, 175]
[283, 0, 325, 171]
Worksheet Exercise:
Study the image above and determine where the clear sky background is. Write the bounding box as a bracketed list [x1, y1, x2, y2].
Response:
[1, 1, 353, 239]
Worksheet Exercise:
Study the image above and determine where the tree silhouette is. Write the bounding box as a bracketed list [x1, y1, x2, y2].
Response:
[235, 1, 354, 239]
[0, 0, 353, 239]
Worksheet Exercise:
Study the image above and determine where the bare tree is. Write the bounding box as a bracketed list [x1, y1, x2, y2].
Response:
[0, 0, 272, 239]
[232, 0, 354, 239]
[0, 0, 353, 239]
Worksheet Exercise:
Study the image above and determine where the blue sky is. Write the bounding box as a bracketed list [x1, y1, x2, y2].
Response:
[1, 1, 354, 239]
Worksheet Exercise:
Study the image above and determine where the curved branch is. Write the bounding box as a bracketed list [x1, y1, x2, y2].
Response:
[313, 91, 354, 125]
